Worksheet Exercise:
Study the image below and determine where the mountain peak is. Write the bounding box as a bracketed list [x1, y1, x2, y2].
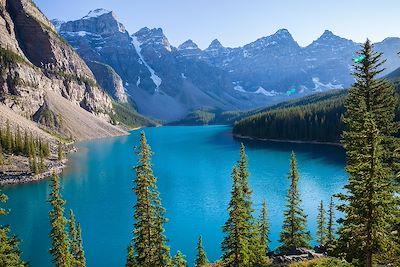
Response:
[207, 39, 224, 49]
[133, 27, 172, 52]
[272, 28, 293, 39]
[83, 9, 113, 20]
[178, 39, 200, 50]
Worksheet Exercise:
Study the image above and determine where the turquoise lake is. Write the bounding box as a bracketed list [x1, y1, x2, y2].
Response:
[1, 125, 347, 266]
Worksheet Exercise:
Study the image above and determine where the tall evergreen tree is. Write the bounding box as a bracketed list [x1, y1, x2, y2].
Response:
[316, 200, 327, 247]
[75, 224, 86, 267]
[5, 120, 12, 152]
[0, 143, 4, 165]
[69, 210, 85, 267]
[221, 165, 251, 267]
[336, 40, 399, 267]
[173, 251, 187, 267]
[48, 173, 71, 267]
[279, 151, 311, 253]
[195, 236, 208, 267]
[58, 142, 63, 161]
[131, 132, 171, 267]
[125, 244, 136, 267]
[0, 191, 25, 267]
[258, 200, 270, 253]
[326, 196, 336, 249]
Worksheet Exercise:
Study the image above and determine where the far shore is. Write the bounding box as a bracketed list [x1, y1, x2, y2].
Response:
[233, 134, 343, 147]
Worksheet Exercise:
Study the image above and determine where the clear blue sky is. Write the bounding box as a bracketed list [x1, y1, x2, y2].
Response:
[35, 0, 400, 49]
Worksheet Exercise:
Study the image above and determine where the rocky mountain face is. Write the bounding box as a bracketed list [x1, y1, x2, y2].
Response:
[0, 0, 125, 140]
[54, 8, 400, 121]
[56, 10, 274, 121]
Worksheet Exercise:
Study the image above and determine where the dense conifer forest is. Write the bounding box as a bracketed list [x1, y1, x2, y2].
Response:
[233, 71, 400, 143]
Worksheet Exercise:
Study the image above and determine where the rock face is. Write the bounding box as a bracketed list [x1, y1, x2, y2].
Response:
[55, 8, 400, 121]
[56, 10, 273, 121]
[0, 0, 125, 140]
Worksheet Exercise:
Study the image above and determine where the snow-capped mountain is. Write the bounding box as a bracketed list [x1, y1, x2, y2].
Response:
[53, 9, 400, 121]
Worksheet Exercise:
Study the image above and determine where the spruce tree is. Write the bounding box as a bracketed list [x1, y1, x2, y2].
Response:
[0, 143, 4, 165]
[279, 151, 311, 253]
[5, 120, 12, 152]
[69, 209, 86, 267]
[258, 200, 270, 253]
[0, 191, 25, 267]
[48, 173, 71, 267]
[58, 142, 63, 161]
[195, 236, 208, 267]
[173, 251, 187, 267]
[75, 223, 86, 267]
[131, 132, 171, 267]
[336, 40, 399, 267]
[221, 165, 251, 267]
[237, 144, 265, 266]
[316, 200, 327, 247]
[326, 196, 336, 249]
[125, 244, 136, 267]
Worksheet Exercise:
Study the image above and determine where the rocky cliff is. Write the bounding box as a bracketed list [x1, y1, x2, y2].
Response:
[0, 0, 126, 140]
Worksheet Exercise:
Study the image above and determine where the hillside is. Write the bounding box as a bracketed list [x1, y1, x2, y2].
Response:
[232, 73, 400, 143]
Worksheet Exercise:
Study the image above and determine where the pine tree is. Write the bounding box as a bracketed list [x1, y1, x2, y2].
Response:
[336, 40, 399, 267]
[316, 200, 327, 247]
[23, 131, 29, 156]
[5, 120, 12, 152]
[132, 132, 171, 267]
[125, 244, 136, 267]
[258, 200, 270, 253]
[279, 151, 311, 253]
[237, 144, 264, 266]
[0, 143, 4, 165]
[48, 173, 71, 267]
[69, 210, 78, 266]
[58, 142, 63, 161]
[326, 196, 336, 249]
[221, 165, 251, 267]
[0, 191, 25, 267]
[75, 223, 86, 267]
[173, 251, 187, 267]
[195, 236, 208, 267]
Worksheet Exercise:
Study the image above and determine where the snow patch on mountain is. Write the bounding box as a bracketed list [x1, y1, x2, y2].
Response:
[83, 9, 111, 19]
[132, 36, 162, 91]
[233, 85, 246, 93]
[312, 77, 344, 92]
[254, 87, 279, 96]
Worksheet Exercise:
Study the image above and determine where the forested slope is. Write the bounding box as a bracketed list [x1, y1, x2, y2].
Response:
[233, 77, 400, 143]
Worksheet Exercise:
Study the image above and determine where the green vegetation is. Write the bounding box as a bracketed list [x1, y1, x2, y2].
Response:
[127, 132, 172, 266]
[0, 47, 27, 66]
[111, 101, 158, 129]
[287, 257, 352, 267]
[316, 201, 327, 247]
[233, 95, 345, 143]
[0, 190, 25, 267]
[48, 173, 86, 267]
[173, 250, 188, 267]
[221, 144, 271, 267]
[279, 152, 311, 253]
[48, 173, 72, 266]
[335, 40, 400, 267]
[0, 121, 51, 173]
[195, 236, 209, 267]
[258, 200, 270, 253]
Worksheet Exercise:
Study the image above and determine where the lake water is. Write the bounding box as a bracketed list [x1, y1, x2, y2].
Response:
[1, 125, 347, 266]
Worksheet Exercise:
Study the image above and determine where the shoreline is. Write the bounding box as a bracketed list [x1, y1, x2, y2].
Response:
[0, 126, 143, 186]
[233, 134, 343, 147]
[0, 160, 67, 186]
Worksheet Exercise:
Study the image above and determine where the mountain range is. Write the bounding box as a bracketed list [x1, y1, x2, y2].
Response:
[53, 8, 400, 121]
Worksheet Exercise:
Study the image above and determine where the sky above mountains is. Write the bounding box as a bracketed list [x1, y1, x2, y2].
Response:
[35, 0, 400, 49]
